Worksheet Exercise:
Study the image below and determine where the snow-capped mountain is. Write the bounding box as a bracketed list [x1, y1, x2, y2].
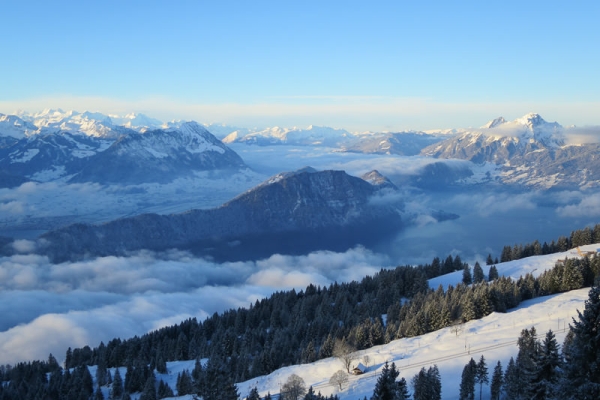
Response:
[342, 131, 445, 156]
[422, 113, 565, 163]
[0, 113, 39, 139]
[69, 122, 246, 184]
[0, 132, 113, 181]
[419, 113, 600, 189]
[0, 110, 248, 184]
[16, 109, 140, 138]
[222, 125, 354, 147]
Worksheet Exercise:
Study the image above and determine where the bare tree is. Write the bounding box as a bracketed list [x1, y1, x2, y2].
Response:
[281, 374, 306, 400]
[451, 323, 464, 337]
[333, 339, 356, 373]
[329, 370, 349, 391]
[362, 354, 371, 369]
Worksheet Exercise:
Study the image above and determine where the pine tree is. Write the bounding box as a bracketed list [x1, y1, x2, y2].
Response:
[459, 358, 476, 400]
[490, 361, 503, 400]
[486, 254, 494, 265]
[247, 387, 260, 400]
[473, 262, 485, 283]
[503, 357, 519, 400]
[516, 327, 540, 399]
[475, 355, 488, 400]
[112, 368, 124, 400]
[488, 265, 499, 281]
[535, 330, 561, 399]
[139, 374, 157, 400]
[412, 365, 441, 400]
[463, 265, 473, 285]
[371, 362, 409, 400]
[560, 285, 600, 398]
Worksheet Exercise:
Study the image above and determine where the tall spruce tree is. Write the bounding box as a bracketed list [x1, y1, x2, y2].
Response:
[475, 355, 488, 400]
[560, 285, 600, 398]
[503, 357, 519, 400]
[371, 362, 409, 400]
[535, 329, 561, 399]
[490, 361, 503, 400]
[459, 358, 477, 400]
[473, 262, 485, 284]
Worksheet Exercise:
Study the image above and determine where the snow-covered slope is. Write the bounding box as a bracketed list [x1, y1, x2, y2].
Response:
[232, 246, 597, 400]
[104, 246, 594, 400]
[0, 113, 38, 138]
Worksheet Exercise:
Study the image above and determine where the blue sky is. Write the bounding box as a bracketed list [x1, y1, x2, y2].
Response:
[1, 0, 599, 131]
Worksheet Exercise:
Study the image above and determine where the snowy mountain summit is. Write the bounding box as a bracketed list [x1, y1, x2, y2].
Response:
[422, 113, 565, 163]
[0, 110, 247, 185]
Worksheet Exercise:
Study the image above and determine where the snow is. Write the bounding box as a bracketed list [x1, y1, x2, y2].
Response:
[10, 148, 39, 163]
[233, 288, 587, 400]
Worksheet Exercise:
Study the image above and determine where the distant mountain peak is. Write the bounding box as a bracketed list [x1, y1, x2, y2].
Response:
[360, 170, 398, 190]
[481, 116, 507, 129]
[515, 112, 548, 128]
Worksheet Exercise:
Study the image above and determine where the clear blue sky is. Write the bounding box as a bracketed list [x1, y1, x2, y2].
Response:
[1, 0, 599, 131]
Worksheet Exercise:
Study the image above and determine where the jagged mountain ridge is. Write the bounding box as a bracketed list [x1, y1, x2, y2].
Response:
[39, 169, 408, 262]
[0, 112, 248, 184]
[422, 113, 565, 163]
[420, 113, 600, 188]
[69, 122, 246, 184]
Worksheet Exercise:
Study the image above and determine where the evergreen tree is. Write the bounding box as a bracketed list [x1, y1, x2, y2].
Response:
[488, 265, 499, 281]
[475, 355, 488, 400]
[459, 358, 476, 400]
[490, 361, 503, 400]
[473, 262, 485, 283]
[112, 368, 124, 400]
[535, 330, 561, 399]
[247, 387, 260, 400]
[516, 327, 539, 399]
[560, 285, 600, 398]
[157, 380, 174, 399]
[503, 357, 519, 400]
[411, 365, 441, 400]
[139, 374, 157, 400]
[463, 265, 473, 285]
[371, 362, 409, 400]
[486, 254, 494, 265]
[176, 370, 194, 396]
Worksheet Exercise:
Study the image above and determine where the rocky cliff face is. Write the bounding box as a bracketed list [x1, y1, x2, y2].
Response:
[39, 169, 406, 262]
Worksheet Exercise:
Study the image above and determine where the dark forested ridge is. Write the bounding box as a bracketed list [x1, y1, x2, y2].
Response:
[1, 224, 600, 399]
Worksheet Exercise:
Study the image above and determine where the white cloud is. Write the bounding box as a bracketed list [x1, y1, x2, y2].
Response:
[0, 246, 391, 365]
[556, 193, 600, 217]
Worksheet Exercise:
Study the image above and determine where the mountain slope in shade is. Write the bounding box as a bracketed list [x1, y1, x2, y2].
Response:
[39, 169, 410, 262]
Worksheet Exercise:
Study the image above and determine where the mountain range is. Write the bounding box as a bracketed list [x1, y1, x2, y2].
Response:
[38, 168, 421, 262]
[2, 109, 600, 190]
[0, 110, 247, 185]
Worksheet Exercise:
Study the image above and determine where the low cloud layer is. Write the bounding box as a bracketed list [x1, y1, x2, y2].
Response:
[0, 247, 390, 365]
